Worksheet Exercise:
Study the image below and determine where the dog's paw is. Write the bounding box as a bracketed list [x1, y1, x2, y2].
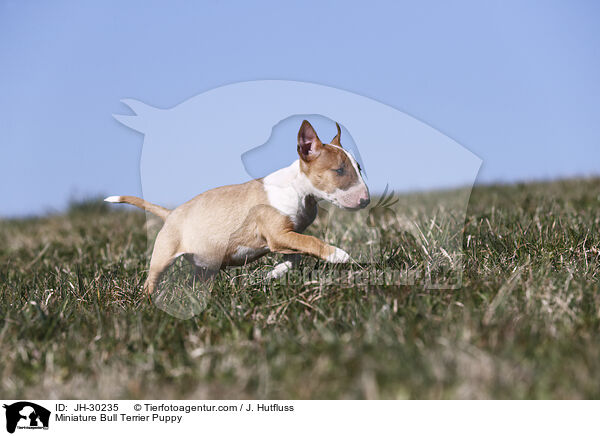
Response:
[326, 247, 350, 263]
[266, 261, 293, 280]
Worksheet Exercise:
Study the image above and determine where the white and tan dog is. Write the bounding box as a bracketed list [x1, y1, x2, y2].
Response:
[105, 120, 370, 296]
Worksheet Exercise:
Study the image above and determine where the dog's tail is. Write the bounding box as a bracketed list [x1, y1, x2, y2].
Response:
[104, 195, 170, 221]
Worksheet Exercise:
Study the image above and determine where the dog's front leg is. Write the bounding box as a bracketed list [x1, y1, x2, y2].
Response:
[257, 206, 351, 264]
[266, 230, 350, 263]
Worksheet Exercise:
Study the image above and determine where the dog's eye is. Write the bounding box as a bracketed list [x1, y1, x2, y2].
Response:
[335, 167, 345, 176]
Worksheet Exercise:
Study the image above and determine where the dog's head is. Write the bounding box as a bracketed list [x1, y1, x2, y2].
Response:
[296, 120, 369, 210]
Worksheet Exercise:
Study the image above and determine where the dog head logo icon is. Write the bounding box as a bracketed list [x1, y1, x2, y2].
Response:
[3, 402, 50, 433]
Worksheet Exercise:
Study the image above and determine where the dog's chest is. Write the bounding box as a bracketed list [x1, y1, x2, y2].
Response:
[266, 185, 317, 230]
[263, 161, 318, 231]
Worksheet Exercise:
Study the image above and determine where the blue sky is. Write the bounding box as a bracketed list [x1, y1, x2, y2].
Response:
[1, 0, 599, 217]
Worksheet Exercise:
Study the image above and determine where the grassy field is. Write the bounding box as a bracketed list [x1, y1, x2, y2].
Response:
[1, 178, 599, 399]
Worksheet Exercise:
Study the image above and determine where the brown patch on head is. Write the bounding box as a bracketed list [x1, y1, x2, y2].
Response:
[297, 121, 360, 194]
[302, 145, 360, 193]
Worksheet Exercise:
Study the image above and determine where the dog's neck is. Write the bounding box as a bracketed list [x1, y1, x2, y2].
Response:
[263, 159, 313, 198]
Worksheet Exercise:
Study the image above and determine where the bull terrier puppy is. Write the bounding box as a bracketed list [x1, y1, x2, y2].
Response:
[105, 120, 369, 296]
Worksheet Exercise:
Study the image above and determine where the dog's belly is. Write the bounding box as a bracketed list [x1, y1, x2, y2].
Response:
[183, 245, 269, 269]
[225, 245, 270, 266]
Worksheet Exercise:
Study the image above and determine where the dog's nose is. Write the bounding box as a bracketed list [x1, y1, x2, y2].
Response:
[359, 197, 370, 208]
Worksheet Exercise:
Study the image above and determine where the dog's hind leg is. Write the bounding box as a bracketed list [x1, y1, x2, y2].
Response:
[144, 229, 180, 297]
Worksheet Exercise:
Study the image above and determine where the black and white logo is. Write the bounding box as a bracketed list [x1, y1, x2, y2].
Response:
[3, 402, 50, 434]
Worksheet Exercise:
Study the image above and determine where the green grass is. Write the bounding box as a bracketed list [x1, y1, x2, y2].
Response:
[1, 178, 599, 399]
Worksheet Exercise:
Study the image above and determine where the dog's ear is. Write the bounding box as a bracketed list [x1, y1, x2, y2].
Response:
[297, 120, 322, 161]
[330, 122, 342, 147]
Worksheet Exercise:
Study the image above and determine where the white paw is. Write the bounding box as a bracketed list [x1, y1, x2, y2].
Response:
[266, 261, 293, 279]
[326, 247, 350, 263]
